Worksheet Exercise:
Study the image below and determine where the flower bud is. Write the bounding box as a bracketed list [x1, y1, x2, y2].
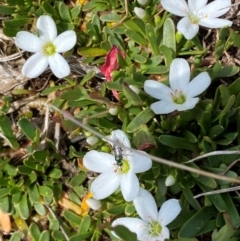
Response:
[134, 7, 146, 19]
[86, 198, 101, 210]
[86, 136, 99, 146]
[109, 106, 118, 115]
[165, 174, 176, 187]
[137, 0, 148, 5]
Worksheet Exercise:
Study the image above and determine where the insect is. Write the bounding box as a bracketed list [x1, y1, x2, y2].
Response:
[113, 144, 124, 167]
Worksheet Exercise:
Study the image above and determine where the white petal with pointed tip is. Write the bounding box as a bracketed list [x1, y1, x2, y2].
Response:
[199, 18, 232, 28]
[177, 17, 199, 40]
[150, 100, 178, 114]
[144, 80, 172, 101]
[120, 172, 139, 201]
[22, 52, 48, 78]
[158, 199, 181, 226]
[15, 32, 43, 52]
[169, 58, 190, 91]
[91, 172, 120, 200]
[161, 0, 189, 17]
[83, 150, 115, 173]
[184, 72, 211, 98]
[112, 217, 148, 239]
[188, 0, 208, 11]
[48, 53, 70, 78]
[37, 15, 57, 42]
[176, 97, 199, 111]
[130, 151, 152, 173]
[201, 0, 231, 18]
[133, 188, 158, 221]
[54, 30, 77, 52]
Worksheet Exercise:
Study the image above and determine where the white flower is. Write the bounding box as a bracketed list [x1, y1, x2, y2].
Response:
[144, 58, 211, 114]
[112, 188, 181, 241]
[134, 7, 146, 19]
[15, 15, 76, 78]
[83, 130, 152, 201]
[161, 0, 232, 39]
[165, 174, 176, 186]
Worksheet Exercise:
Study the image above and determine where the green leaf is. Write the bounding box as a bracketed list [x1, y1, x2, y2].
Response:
[10, 231, 21, 241]
[218, 66, 239, 77]
[145, 23, 159, 55]
[229, 77, 240, 95]
[58, 2, 72, 22]
[125, 29, 148, 46]
[39, 230, 50, 241]
[0, 195, 9, 213]
[0, 5, 16, 15]
[48, 168, 62, 178]
[28, 184, 40, 203]
[113, 225, 137, 241]
[29, 223, 41, 241]
[123, 18, 146, 37]
[183, 188, 201, 210]
[80, 71, 96, 85]
[127, 108, 155, 133]
[63, 210, 82, 226]
[38, 186, 53, 197]
[162, 18, 176, 56]
[77, 47, 108, 57]
[0, 115, 19, 149]
[79, 215, 91, 233]
[122, 84, 143, 108]
[18, 195, 30, 220]
[100, 13, 121, 22]
[4, 18, 32, 28]
[60, 85, 88, 100]
[142, 65, 168, 74]
[18, 118, 36, 141]
[179, 206, 216, 238]
[159, 135, 197, 151]
[69, 173, 87, 187]
[222, 193, 240, 228]
[230, 29, 240, 48]
[34, 202, 46, 216]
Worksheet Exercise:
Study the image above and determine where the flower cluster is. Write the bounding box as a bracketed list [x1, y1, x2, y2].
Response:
[161, 0, 232, 39]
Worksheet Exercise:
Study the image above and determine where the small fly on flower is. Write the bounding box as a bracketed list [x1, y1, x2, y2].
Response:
[113, 144, 124, 167]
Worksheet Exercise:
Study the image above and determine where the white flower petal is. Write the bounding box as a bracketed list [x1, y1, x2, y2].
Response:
[134, 188, 158, 222]
[199, 18, 232, 28]
[120, 172, 139, 201]
[48, 53, 70, 78]
[161, 226, 170, 240]
[54, 30, 77, 53]
[112, 217, 148, 239]
[37, 15, 57, 42]
[130, 151, 152, 173]
[165, 174, 176, 186]
[158, 199, 181, 226]
[91, 172, 120, 200]
[144, 80, 172, 101]
[83, 150, 115, 173]
[15, 31, 43, 52]
[161, 0, 189, 17]
[176, 97, 199, 111]
[184, 72, 211, 98]
[150, 100, 178, 114]
[22, 52, 48, 78]
[177, 17, 199, 40]
[169, 58, 190, 91]
[188, 0, 208, 11]
[201, 0, 231, 17]
[109, 130, 131, 148]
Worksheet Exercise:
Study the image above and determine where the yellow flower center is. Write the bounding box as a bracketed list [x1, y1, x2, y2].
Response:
[171, 90, 186, 104]
[42, 42, 56, 56]
[118, 159, 130, 173]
